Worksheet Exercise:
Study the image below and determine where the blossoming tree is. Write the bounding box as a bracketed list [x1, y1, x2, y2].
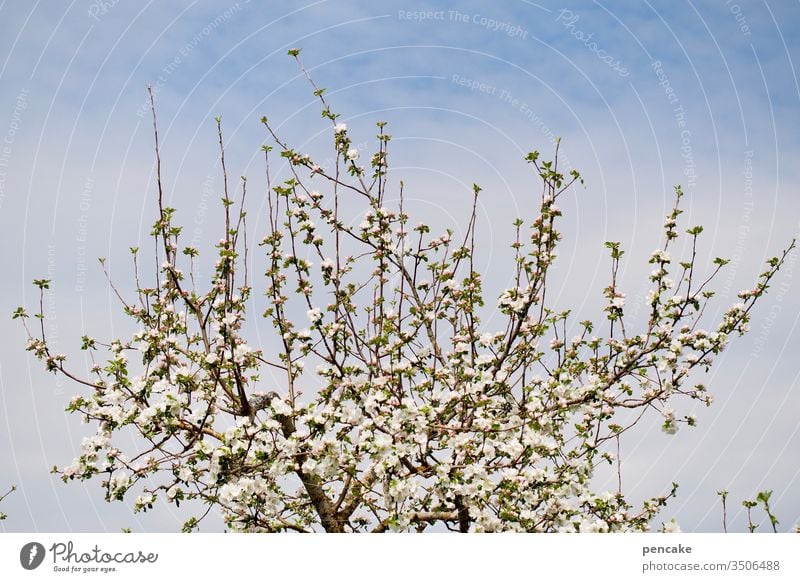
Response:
[16, 52, 794, 532]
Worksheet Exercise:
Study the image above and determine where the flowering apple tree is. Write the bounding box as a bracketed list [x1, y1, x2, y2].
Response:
[16, 52, 794, 532]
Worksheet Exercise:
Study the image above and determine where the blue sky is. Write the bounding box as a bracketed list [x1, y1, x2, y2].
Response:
[1, 0, 798, 532]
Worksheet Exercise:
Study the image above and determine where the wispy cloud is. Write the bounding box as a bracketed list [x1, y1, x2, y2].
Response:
[1, 0, 798, 532]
